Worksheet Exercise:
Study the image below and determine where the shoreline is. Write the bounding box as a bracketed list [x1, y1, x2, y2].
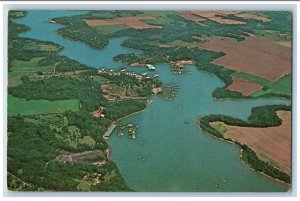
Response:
[102, 99, 153, 139]
[115, 99, 153, 123]
[198, 120, 291, 186]
[238, 149, 291, 186]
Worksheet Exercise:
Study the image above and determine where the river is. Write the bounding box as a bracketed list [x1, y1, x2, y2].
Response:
[14, 10, 291, 192]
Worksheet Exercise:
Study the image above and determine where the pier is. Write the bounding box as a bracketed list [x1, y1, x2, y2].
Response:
[103, 124, 117, 140]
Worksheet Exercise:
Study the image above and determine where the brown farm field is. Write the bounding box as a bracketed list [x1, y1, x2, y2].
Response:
[179, 11, 207, 23]
[190, 11, 245, 25]
[181, 11, 271, 25]
[84, 16, 162, 29]
[198, 36, 291, 81]
[227, 76, 263, 96]
[211, 111, 291, 175]
[235, 13, 271, 22]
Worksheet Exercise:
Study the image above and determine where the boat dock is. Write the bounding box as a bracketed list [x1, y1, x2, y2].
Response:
[117, 124, 126, 136]
[127, 124, 138, 139]
[103, 124, 117, 140]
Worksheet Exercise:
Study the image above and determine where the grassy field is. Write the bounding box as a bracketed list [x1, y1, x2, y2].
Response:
[79, 136, 96, 147]
[232, 71, 272, 87]
[8, 57, 54, 88]
[22, 40, 61, 52]
[9, 57, 54, 78]
[8, 95, 79, 116]
[232, 72, 291, 98]
[251, 74, 291, 98]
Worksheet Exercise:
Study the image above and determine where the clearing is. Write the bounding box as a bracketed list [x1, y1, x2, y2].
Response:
[211, 110, 291, 174]
[8, 57, 54, 87]
[101, 83, 145, 101]
[251, 74, 291, 98]
[56, 150, 105, 164]
[8, 95, 79, 116]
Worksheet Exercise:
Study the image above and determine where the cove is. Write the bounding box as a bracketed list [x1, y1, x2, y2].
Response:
[14, 11, 291, 192]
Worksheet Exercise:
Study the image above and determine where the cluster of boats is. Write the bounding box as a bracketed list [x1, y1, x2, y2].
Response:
[117, 123, 138, 139]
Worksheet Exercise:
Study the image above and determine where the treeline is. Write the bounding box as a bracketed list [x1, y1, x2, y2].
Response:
[84, 10, 144, 19]
[240, 143, 290, 183]
[198, 104, 291, 183]
[248, 105, 291, 127]
[105, 99, 146, 120]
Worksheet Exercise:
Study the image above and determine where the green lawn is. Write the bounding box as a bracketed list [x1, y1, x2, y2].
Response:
[251, 74, 291, 98]
[8, 95, 79, 116]
[9, 57, 54, 78]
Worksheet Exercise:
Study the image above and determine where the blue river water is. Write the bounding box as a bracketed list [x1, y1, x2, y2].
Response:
[15, 11, 291, 192]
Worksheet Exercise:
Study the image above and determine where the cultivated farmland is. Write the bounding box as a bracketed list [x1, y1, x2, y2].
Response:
[84, 16, 162, 29]
[227, 76, 263, 96]
[199, 36, 291, 81]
